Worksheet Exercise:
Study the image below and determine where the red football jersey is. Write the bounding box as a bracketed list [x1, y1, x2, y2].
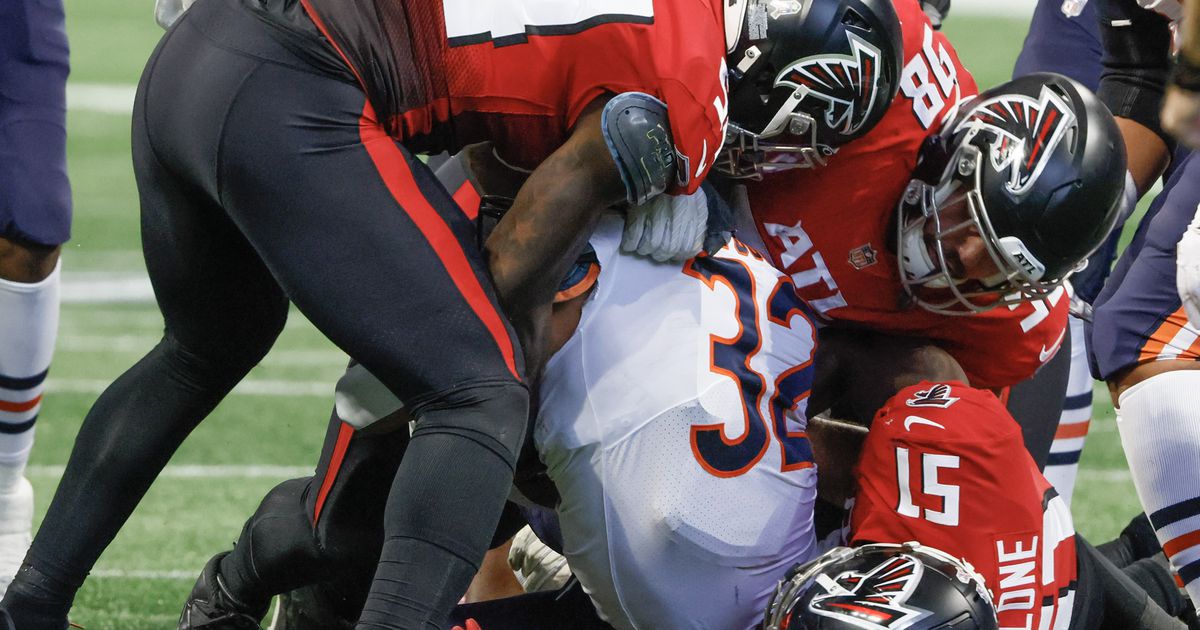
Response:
[744, 0, 1067, 389]
[300, 0, 729, 194]
[851, 382, 1078, 630]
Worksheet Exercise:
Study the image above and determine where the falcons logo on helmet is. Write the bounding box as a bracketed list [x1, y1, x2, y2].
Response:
[808, 554, 935, 629]
[955, 86, 1076, 195]
[775, 31, 883, 137]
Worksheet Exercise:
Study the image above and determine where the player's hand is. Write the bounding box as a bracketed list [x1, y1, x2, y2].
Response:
[622, 189, 708, 262]
[921, 0, 951, 28]
[451, 619, 483, 630]
[1176, 213, 1200, 326]
[155, 0, 197, 29]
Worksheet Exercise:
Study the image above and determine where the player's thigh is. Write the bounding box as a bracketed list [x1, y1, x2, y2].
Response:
[214, 62, 522, 407]
[1090, 151, 1200, 386]
[0, 0, 71, 247]
[1013, 0, 1103, 89]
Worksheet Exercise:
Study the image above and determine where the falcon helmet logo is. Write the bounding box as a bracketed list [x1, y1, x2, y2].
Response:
[954, 86, 1076, 195]
[774, 31, 884, 138]
[808, 554, 934, 628]
[906, 384, 959, 409]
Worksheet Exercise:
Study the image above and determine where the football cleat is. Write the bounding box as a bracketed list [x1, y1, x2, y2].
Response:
[267, 586, 354, 630]
[179, 553, 267, 630]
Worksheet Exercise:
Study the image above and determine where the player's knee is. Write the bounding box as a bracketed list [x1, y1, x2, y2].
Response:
[411, 382, 530, 469]
[0, 237, 61, 283]
[158, 332, 268, 393]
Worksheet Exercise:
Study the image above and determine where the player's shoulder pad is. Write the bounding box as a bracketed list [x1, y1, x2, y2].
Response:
[601, 92, 678, 206]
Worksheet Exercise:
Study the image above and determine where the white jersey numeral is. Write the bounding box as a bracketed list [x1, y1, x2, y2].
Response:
[443, 0, 654, 43]
[895, 447, 961, 526]
[898, 25, 960, 129]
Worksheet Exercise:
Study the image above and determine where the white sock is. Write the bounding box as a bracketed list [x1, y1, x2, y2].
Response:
[0, 261, 60, 491]
[1117, 369, 1200, 603]
[1043, 316, 1093, 507]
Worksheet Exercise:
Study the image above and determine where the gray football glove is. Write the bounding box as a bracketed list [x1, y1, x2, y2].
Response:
[921, 0, 950, 29]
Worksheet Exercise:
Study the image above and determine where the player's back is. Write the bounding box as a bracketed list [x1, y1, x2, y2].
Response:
[536, 216, 820, 629]
[851, 383, 1078, 630]
[298, 0, 729, 182]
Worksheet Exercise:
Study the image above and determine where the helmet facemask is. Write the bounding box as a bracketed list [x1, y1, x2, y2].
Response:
[897, 144, 1065, 316]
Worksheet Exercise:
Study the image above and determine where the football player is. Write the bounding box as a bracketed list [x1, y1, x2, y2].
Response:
[0, 0, 764, 626]
[1085, 0, 1200, 608]
[0, 0, 70, 597]
[762, 375, 1193, 630]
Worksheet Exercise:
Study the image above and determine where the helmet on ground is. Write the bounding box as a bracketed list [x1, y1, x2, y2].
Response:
[762, 542, 999, 630]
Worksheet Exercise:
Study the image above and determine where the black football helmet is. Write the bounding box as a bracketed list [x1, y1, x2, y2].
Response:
[761, 543, 999, 630]
[896, 72, 1127, 315]
[719, 0, 904, 178]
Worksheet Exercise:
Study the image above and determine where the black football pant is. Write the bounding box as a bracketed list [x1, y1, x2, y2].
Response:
[2, 1, 528, 628]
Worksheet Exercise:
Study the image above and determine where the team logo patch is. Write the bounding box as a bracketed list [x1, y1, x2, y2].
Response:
[955, 86, 1076, 195]
[775, 31, 884, 137]
[848, 244, 878, 269]
[808, 554, 934, 629]
[906, 384, 959, 409]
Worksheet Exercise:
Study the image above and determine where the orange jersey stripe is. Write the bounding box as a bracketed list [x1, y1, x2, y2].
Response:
[1139, 308, 1188, 363]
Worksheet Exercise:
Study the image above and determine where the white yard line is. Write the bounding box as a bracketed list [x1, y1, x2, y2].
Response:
[67, 83, 137, 114]
[46, 377, 332, 397]
[27, 464, 312, 478]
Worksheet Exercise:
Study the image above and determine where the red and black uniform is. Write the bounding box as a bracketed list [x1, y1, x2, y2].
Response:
[852, 383, 1079, 629]
[747, 0, 1068, 391]
[0, 0, 724, 627]
[299, 0, 728, 188]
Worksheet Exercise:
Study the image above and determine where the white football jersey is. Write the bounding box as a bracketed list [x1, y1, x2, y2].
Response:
[537, 214, 821, 630]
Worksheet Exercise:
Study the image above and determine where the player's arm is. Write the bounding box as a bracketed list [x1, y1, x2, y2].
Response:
[1098, 0, 1176, 193]
[484, 98, 627, 375]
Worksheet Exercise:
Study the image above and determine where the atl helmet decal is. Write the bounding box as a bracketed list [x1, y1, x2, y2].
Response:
[905, 384, 959, 409]
[808, 554, 935, 629]
[775, 31, 883, 137]
[954, 85, 1076, 195]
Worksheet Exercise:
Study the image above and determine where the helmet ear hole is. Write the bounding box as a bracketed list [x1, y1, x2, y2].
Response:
[841, 8, 871, 31]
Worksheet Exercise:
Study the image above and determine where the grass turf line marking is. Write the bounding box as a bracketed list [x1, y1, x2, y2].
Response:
[27, 464, 312, 478]
[67, 83, 136, 114]
[47, 378, 333, 397]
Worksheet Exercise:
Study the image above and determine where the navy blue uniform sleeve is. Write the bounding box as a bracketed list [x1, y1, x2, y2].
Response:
[1097, 0, 1176, 150]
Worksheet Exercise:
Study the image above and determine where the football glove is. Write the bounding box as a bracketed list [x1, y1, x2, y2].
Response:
[1178, 210, 1200, 328]
[622, 189, 709, 263]
[451, 620, 483, 630]
[921, 0, 951, 28]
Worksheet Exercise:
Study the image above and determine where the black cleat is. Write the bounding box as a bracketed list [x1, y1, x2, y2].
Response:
[179, 553, 266, 630]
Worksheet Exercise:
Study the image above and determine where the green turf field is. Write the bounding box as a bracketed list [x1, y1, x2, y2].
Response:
[43, 4, 1145, 627]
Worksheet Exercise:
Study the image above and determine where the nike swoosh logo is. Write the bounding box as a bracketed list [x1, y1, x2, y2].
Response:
[904, 415, 946, 431]
[1039, 328, 1067, 363]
